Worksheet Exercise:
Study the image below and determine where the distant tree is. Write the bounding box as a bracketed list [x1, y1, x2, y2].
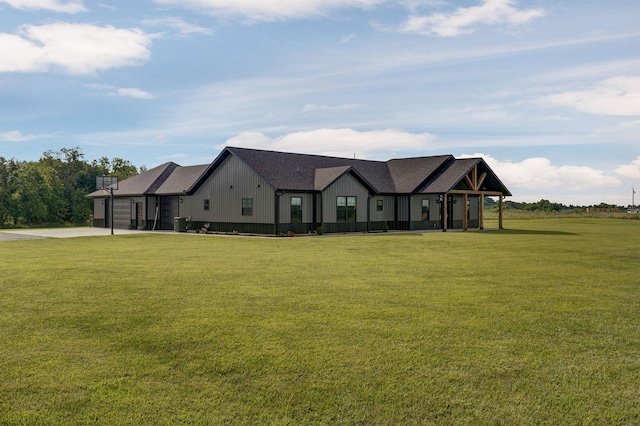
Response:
[0, 157, 22, 225]
[91, 156, 139, 181]
[41, 147, 96, 223]
[0, 148, 144, 228]
[110, 158, 139, 181]
[11, 162, 66, 225]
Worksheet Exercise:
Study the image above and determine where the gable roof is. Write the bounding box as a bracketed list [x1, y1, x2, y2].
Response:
[155, 164, 208, 195]
[387, 155, 453, 193]
[419, 158, 512, 195]
[87, 162, 179, 198]
[86, 162, 207, 198]
[314, 166, 351, 191]
[88, 147, 511, 198]
[225, 147, 394, 193]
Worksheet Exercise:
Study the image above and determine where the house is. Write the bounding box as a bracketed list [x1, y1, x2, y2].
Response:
[87, 146, 511, 234]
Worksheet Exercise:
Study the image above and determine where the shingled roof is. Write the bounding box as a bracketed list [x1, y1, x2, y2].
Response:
[88, 146, 511, 198]
[87, 162, 180, 198]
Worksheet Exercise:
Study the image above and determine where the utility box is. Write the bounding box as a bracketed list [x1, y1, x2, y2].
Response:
[174, 217, 187, 232]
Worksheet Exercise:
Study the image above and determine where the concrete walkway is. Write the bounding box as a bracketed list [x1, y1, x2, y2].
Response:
[0, 227, 144, 241]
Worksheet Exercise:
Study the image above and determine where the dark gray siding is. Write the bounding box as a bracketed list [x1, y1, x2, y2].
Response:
[276, 192, 315, 233]
[320, 173, 370, 232]
[278, 192, 313, 224]
[321, 173, 369, 223]
[184, 155, 275, 231]
[449, 194, 464, 229]
[410, 194, 442, 230]
[369, 195, 395, 223]
[468, 195, 480, 228]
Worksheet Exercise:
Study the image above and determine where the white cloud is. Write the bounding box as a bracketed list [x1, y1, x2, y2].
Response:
[0, 23, 153, 74]
[153, 0, 388, 21]
[223, 128, 437, 159]
[455, 104, 518, 121]
[117, 88, 154, 99]
[542, 76, 640, 117]
[340, 33, 357, 44]
[0, 130, 49, 142]
[302, 103, 363, 113]
[399, 0, 544, 36]
[0, 0, 85, 13]
[463, 153, 621, 191]
[142, 17, 213, 35]
[84, 84, 154, 99]
[615, 156, 640, 180]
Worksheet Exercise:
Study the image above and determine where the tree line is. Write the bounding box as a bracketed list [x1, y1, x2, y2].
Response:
[485, 197, 625, 212]
[0, 147, 142, 227]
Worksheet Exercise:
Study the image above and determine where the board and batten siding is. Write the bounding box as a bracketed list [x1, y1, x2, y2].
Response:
[278, 193, 313, 224]
[185, 154, 274, 224]
[321, 173, 369, 223]
[396, 196, 409, 222]
[369, 195, 395, 222]
[410, 194, 441, 222]
[468, 196, 480, 221]
[93, 199, 105, 220]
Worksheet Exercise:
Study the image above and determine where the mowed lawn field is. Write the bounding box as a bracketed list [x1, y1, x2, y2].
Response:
[1, 219, 638, 425]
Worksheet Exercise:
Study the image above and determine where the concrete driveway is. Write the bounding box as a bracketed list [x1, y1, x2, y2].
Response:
[0, 227, 144, 241]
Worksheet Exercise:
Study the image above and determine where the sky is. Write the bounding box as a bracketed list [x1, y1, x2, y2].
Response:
[1, 0, 639, 206]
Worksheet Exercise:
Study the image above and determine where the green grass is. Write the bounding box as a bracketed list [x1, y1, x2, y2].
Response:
[1, 219, 639, 425]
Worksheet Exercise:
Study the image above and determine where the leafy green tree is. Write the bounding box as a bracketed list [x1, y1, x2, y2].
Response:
[1, 148, 143, 227]
[11, 162, 66, 225]
[0, 157, 23, 226]
[109, 157, 139, 181]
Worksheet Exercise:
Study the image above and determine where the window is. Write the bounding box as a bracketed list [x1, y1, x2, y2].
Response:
[291, 197, 302, 223]
[377, 199, 383, 212]
[337, 196, 356, 222]
[422, 199, 429, 221]
[204, 199, 210, 211]
[242, 198, 253, 216]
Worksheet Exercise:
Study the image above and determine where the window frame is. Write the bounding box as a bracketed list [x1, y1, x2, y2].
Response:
[337, 196, 357, 222]
[242, 198, 253, 216]
[204, 199, 210, 211]
[290, 197, 302, 223]
[421, 199, 429, 221]
[376, 199, 383, 212]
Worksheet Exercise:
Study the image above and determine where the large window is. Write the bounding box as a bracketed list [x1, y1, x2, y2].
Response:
[337, 196, 356, 222]
[422, 199, 429, 221]
[291, 197, 302, 223]
[242, 198, 253, 216]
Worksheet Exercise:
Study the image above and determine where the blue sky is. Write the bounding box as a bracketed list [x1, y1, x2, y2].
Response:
[1, 0, 639, 205]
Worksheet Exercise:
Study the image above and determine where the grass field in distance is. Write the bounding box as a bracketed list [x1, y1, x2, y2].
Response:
[1, 218, 638, 424]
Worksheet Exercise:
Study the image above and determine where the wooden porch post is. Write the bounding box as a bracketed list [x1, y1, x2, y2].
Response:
[499, 195, 504, 230]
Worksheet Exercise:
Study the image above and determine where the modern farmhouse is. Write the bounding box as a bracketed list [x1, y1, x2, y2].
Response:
[87, 146, 511, 234]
